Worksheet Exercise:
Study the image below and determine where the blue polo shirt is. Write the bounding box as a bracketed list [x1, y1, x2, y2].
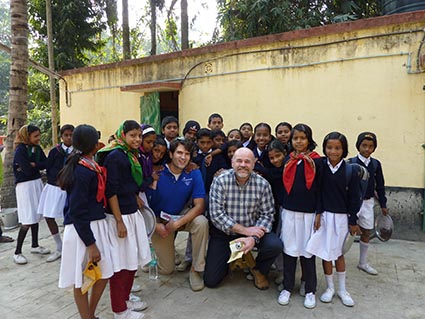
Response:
[146, 165, 205, 216]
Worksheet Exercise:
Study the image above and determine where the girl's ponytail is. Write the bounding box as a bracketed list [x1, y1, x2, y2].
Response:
[57, 153, 81, 192]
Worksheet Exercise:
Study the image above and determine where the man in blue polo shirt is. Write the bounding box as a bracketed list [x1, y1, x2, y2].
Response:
[147, 138, 208, 291]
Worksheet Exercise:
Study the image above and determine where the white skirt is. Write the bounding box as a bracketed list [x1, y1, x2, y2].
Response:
[280, 209, 315, 258]
[357, 198, 375, 230]
[107, 211, 151, 273]
[58, 219, 113, 289]
[37, 183, 67, 219]
[306, 212, 348, 261]
[16, 179, 43, 225]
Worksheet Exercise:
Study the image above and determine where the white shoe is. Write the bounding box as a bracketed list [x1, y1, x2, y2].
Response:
[277, 290, 291, 305]
[30, 246, 51, 255]
[304, 292, 316, 309]
[129, 294, 141, 302]
[299, 281, 306, 296]
[176, 260, 191, 272]
[131, 284, 142, 293]
[13, 254, 27, 265]
[114, 309, 145, 319]
[338, 290, 355, 307]
[46, 250, 61, 262]
[320, 288, 335, 303]
[126, 300, 148, 311]
[357, 263, 378, 275]
[274, 273, 283, 285]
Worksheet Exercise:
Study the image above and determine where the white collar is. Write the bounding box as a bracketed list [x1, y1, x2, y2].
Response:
[357, 153, 370, 166]
[327, 158, 343, 174]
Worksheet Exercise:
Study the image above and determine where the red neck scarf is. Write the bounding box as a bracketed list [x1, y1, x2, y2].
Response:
[78, 156, 107, 207]
[283, 151, 321, 194]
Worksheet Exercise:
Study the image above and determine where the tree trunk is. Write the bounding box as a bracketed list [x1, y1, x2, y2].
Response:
[1, 0, 29, 209]
[149, 0, 157, 55]
[122, 0, 130, 60]
[46, 0, 58, 145]
[181, 0, 189, 50]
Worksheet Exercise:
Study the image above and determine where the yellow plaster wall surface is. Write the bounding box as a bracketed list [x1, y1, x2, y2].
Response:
[60, 21, 425, 188]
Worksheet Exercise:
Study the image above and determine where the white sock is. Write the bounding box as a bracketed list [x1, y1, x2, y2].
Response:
[359, 241, 369, 265]
[325, 274, 334, 290]
[336, 271, 346, 293]
[53, 233, 62, 252]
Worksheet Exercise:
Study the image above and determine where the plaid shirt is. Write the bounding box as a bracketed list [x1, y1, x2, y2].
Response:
[209, 169, 275, 235]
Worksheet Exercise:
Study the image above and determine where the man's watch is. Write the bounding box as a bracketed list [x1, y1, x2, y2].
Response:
[251, 235, 260, 245]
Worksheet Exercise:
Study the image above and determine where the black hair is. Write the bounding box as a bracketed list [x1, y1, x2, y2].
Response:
[123, 120, 141, 134]
[323, 131, 348, 159]
[141, 124, 156, 137]
[196, 128, 213, 140]
[161, 116, 179, 129]
[208, 113, 223, 124]
[239, 122, 253, 130]
[168, 138, 195, 162]
[269, 139, 288, 155]
[211, 129, 226, 139]
[154, 135, 167, 147]
[227, 139, 243, 149]
[355, 132, 377, 151]
[254, 122, 272, 135]
[60, 124, 74, 136]
[227, 128, 242, 137]
[289, 123, 317, 152]
[275, 122, 292, 134]
[57, 124, 99, 192]
[28, 124, 40, 135]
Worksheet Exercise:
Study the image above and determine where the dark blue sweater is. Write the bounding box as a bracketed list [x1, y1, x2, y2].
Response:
[13, 144, 47, 184]
[320, 160, 362, 225]
[282, 157, 322, 213]
[63, 165, 106, 247]
[46, 145, 70, 185]
[193, 152, 227, 194]
[265, 165, 284, 207]
[104, 149, 139, 215]
[349, 156, 387, 208]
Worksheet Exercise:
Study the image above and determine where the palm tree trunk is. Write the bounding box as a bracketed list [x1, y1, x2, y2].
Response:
[1, 0, 29, 209]
[150, 0, 157, 55]
[122, 0, 130, 60]
[181, 0, 189, 50]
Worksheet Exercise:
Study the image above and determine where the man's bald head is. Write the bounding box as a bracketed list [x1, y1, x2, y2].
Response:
[232, 147, 256, 182]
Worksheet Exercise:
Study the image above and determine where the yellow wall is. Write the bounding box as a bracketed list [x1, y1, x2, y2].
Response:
[60, 19, 425, 189]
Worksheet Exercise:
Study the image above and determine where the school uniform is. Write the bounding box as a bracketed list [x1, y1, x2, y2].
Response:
[59, 164, 113, 289]
[13, 144, 47, 225]
[193, 150, 227, 195]
[350, 154, 387, 230]
[280, 154, 322, 295]
[37, 144, 72, 219]
[306, 159, 362, 261]
[249, 145, 272, 176]
[104, 149, 151, 273]
[138, 148, 154, 206]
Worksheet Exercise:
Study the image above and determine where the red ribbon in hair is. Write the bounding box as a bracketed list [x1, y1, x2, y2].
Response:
[283, 151, 321, 194]
[78, 157, 108, 207]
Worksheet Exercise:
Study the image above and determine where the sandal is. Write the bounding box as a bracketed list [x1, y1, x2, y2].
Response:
[0, 235, 14, 243]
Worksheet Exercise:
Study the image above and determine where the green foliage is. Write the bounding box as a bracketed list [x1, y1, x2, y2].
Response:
[216, 0, 382, 42]
[27, 71, 53, 148]
[29, 0, 107, 70]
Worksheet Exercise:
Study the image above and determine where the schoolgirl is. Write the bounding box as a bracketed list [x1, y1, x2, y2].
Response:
[57, 124, 113, 319]
[249, 122, 273, 175]
[227, 128, 242, 142]
[278, 123, 322, 309]
[306, 132, 362, 307]
[98, 120, 151, 319]
[13, 125, 50, 264]
[239, 122, 254, 148]
[275, 122, 292, 148]
[138, 124, 158, 206]
[152, 136, 167, 169]
[37, 124, 74, 262]
[265, 140, 287, 285]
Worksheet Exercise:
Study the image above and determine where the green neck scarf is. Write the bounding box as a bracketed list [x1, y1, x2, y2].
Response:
[98, 123, 143, 186]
